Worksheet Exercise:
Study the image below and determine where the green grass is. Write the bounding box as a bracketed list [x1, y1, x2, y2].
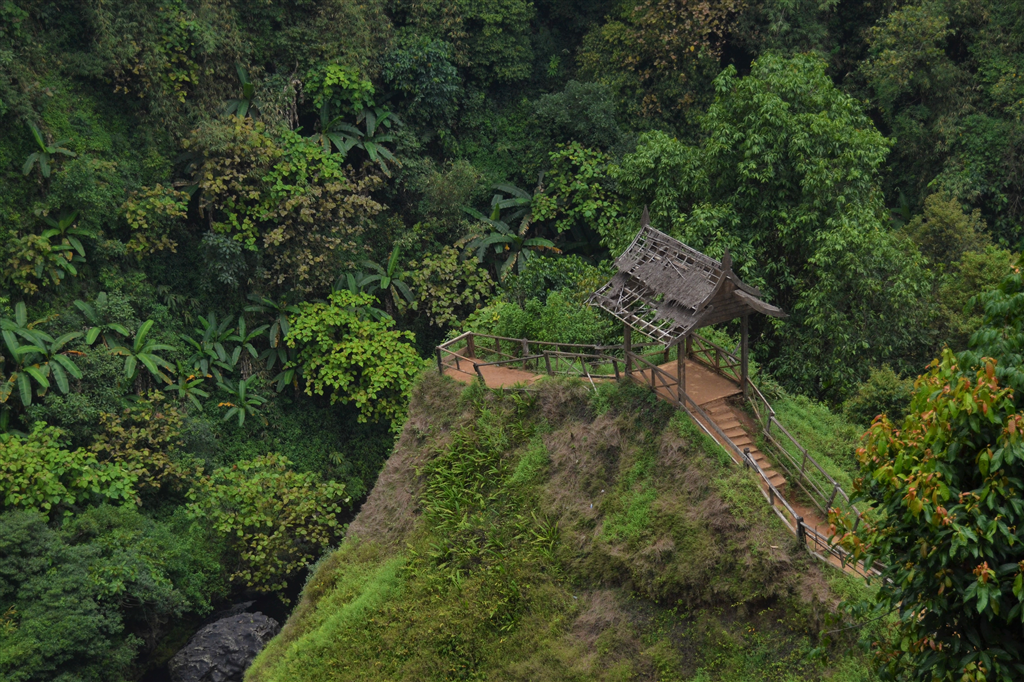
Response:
[248, 378, 879, 682]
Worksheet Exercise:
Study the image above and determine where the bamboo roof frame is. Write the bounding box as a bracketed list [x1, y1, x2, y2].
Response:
[588, 208, 786, 346]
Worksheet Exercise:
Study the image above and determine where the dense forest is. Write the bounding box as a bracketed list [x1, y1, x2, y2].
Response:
[2, 0, 1024, 679]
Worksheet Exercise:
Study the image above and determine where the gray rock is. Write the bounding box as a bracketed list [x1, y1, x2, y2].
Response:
[168, 612, 280, 682]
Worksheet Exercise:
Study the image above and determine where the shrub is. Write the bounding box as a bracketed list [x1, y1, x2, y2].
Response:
[0, 423, 138, 519]
[186, 453, 351, 594]
[841, 365, 914, 427]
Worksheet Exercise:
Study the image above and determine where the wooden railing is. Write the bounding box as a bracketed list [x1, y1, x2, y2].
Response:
[436, 333, 625, 384]
[622, 350, 874, 577]
[436, 331, 875, 577]
[688, 334, 742, 382]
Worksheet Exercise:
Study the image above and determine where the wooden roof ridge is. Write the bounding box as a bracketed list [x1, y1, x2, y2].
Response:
[588, 208, 786, 346]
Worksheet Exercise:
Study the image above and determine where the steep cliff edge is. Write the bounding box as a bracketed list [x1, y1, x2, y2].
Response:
[247, 374, 874, 681]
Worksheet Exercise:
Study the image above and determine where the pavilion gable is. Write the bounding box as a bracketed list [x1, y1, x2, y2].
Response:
[588, 211, 785, 347]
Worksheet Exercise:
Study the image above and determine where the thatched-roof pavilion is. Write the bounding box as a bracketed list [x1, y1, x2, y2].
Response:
[588, 209, 786, 396]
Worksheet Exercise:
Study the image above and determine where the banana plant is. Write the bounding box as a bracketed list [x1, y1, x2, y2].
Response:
[164, 361, 211, 411]
[245, 295, 304, 390]
[225, 318, 268, 373]
[331, 273, 391, 322]
[74, 292, 131, 347]
[318, 103, 399, 175]
[181, 312, 236, 383]
[360, 245, 415, 315]
[22, 122, 75, 178]
[110, 320, 175, 385]
[464, 184, 559, 280]
[41, 210, 96, 263]
[217, 376, 267, 426]
[224, 65, 261, 119]
[1, 303, 83, 407]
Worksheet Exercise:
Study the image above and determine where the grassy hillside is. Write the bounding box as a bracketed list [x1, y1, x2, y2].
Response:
[247, 376, 878, 682]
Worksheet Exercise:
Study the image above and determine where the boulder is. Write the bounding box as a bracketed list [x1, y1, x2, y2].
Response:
[168, 612, 280, 682]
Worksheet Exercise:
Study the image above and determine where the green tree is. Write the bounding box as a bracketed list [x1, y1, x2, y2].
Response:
[617, 52, 932, 400]
[860, 0, 1024, 242]
[182, 117, 383, 295]
[408, 243, 493, 327]
[185, 453, 350, 593]
[286, 290, 423, 425]
[902, 193, 990, 267]
[832, 350, 1024, 681]
[841, 365, 914, 427]
[0, 507, 228, 681]
[532, 142, 624, 260]
[87, 393, 185, 494]
[381, 36, 461, 125]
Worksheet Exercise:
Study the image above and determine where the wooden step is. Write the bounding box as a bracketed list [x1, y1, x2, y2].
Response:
[767, 472, 787, 489]
[723, 425, 746, 438]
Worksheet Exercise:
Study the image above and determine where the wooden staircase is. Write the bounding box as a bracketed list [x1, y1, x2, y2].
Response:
[704, 402, 788, 492]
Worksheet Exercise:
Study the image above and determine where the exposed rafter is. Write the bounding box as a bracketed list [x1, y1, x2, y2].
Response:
[588, 210, 786, 346]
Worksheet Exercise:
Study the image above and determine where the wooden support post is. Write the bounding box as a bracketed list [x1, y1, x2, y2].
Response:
[796, 517, 806, 543]
[623, 325, 632, 376]
[521, 338, 529, 370]
[685, 335, 692, 360]
[676, 340, 685, 402]
[495, 337, 500, 356]
[436, 348, 444, 375]
[827, 483, 839, 510]
[612, 359, 620, 380]
[544, 352, 553, 376]
[466, 333, 476, 360]
[741, 314, 749, 398]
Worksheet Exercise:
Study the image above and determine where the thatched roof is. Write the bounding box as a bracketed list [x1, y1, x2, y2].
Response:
[588, 210, 786, 346]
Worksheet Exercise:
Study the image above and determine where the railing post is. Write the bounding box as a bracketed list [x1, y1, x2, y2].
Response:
[827, 483, 839, 511]
[544, 352, 553, 376]
[677, 339, 686, 402]
[436, 347, 443, 375]
[796, 518, 806, 544]
[741, 314, 749, 399]
[466, 333, 476, 360]
[612, 358, 620, 380]
[474, 363, 485, 384]
[623, 326, 632, 376]
[743, 447, 751, 469]
[800, 450, 807, 474]
[495, 337, 500, 356]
